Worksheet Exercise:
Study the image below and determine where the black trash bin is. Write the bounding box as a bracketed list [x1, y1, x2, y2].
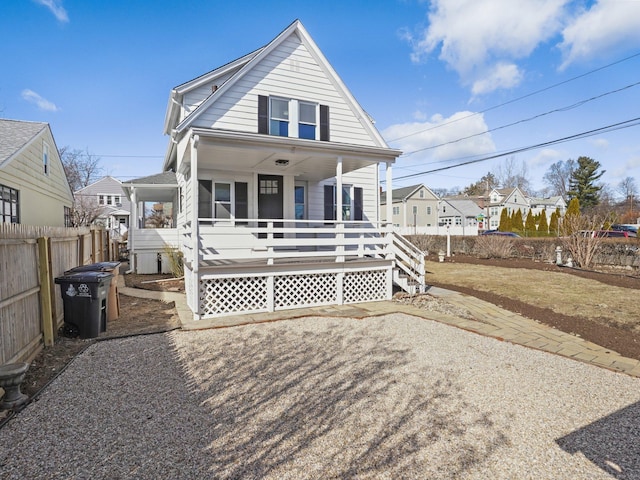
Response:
[65, 262, 121, 321]
[55, 271, 112, 339]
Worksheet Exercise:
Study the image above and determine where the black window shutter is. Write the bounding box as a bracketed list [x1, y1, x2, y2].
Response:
[258, 95, 269, 134]
[324, 185, 335, 220]
[235, 182, 248, 219]
[354, 187, 363, 221]
[198, 180, 212, 219]
[320, 104, 329, 141]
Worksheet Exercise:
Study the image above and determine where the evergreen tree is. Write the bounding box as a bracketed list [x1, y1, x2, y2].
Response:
[549, 209, 559, 236]
[538, 210, 549, 236]
[525, 210, 536, 236]
[498, 208, 511, 231]
[563, 198, 581, 236]
[512, 209, 524, 233]
[567, 156, 604, 209]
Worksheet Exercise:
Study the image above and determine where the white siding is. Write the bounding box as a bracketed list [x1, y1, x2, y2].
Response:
[189, 35, 380, 148]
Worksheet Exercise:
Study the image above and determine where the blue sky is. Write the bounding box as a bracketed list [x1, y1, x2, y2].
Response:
[2, 0, 640, 196]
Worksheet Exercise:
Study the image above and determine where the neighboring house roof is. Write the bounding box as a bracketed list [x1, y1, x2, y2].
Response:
[124, 171, 178, 186]
[75, 175, 124, 194]
[0, 119, 48, 168]
[441, 199, 483, 218]
[381, 184, 437, 204]
[529, 196, 566, 207]
[163, 19, 390, 170]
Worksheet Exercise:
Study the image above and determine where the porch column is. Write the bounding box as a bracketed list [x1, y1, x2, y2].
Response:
[336, 157, 343, 222]
[385, 163, 393, 260]
[130, 187, 137, 272]
[336, 157, 344, 262]
[191, 134, 200, 319]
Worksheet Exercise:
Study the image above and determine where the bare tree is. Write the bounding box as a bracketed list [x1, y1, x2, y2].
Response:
[560, 212, 606, 269]
[494, 156, 531, 193]
[617, 176, 638, 212]
[543, 159, 575, 200]
[59, 147, 103, 192]
[70, 194, 106, 227]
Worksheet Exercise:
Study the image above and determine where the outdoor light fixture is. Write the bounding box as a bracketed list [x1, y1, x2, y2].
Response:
[275, 159, 289, 166]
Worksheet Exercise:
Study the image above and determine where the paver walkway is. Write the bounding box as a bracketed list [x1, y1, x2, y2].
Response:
[119, 276, 640, 378]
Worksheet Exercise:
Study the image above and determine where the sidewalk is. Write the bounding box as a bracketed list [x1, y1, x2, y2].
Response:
[118, 275, 640, 378]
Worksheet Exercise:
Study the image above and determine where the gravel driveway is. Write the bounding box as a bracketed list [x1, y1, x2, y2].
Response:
[1, 314, 639, 479]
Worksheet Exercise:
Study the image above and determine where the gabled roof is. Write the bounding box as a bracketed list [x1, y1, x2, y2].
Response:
[441, 199, 483, 217]
[165, 19, 388, 148]
[0, 119, 48, 168]
[381, 184, 437, 204]
[75, 175, 123, 194]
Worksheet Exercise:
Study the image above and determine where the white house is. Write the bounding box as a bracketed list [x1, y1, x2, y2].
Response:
[124, 20, 425, 319]
[528, 195, 567, 218]
[485, 187, 530, 230]
[74, 176, 130, 238]
[0, 119, 73, 226]
[438, 199, 482, 235]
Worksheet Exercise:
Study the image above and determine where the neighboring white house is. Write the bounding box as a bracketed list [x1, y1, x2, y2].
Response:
[74, 176, 130, 238]
[485, 187, 530, 230]
[0, 119, 73, 227]
[381, 184, 439, 234]
[438, 199, 482, 236]
[124, 20, 425, 319]
[528, 195, 567, 218]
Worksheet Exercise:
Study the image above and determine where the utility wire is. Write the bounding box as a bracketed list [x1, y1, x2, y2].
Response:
[386, 117, 640, 182]
[387, 51, 640, 143]
[402, 79, 640, 156]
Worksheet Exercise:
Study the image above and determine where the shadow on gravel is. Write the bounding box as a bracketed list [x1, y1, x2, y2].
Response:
[176, 319, 510, 478]
[556, 401, 640, 479]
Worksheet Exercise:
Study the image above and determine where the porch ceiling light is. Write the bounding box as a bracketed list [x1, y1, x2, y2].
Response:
[275, 159, 289, 166]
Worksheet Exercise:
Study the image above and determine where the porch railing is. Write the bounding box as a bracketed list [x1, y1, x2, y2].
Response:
[192, 219, 392, 266]
[390, 232, 427, 294]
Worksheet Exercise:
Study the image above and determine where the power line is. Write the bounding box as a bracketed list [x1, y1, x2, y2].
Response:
[402, 79, 640, 157]
[387, 51, 640, 144]
[384, 116, 640, 182]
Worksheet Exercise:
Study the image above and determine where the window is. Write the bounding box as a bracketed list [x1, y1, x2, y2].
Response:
[455, 217, 462, 226]
[427, 206, 432, 215]
[269, 98, 289, 137]
[294, 185, 306, 220]
[98, 194, 120, 206]
[198, 180, 248, 221]
[258, 95, 329, 140]
[419, 189, 424, 198]
[64, 206, 72, 227]
[323, 185, 363, 221]
[298, 102, 316, 140]
[43, 142, 49, 175]
[412, 206, 418, 215]
[490, 207, 499, 217]
[392, 206, 400, 215]
[0, 184, 19, 224]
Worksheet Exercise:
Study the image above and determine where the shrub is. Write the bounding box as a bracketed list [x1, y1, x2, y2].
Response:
[163, 244, 184, 277]
[473, 235, 515, 259]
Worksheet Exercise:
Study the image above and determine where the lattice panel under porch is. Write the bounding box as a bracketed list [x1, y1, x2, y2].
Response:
[343, 270, 387, 304]
[274, 273, 337, 309]
[199, 276, 268, 316]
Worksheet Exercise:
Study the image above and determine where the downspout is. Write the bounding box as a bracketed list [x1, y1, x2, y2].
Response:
[128, 186, 137, 273]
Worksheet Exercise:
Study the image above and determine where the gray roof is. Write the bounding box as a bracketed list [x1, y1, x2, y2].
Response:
[124, 171, 177, 185]
[442, 199, 483, 217]
[381, 184, 423, 204]
[0, 119, 48, 168]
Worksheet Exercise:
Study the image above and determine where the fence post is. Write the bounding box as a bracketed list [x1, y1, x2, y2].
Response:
[37, 236, 55, 346]
[91, 229, 96, 263]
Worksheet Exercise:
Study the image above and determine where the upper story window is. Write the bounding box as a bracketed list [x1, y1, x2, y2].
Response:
[419, 190, 424, 198]
[427, 206, 432, 215]
[269, 98, 289, 137]
[298, 101, 316, 140]
[43, 142, 49, 175]
[259, 95, 329, 141]
[392, 206, 400, 215]
[98, 194, 121, 206]
[1, 183, 19, 224]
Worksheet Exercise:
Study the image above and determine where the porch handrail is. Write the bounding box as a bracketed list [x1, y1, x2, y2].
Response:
[390, 231, 427, 292]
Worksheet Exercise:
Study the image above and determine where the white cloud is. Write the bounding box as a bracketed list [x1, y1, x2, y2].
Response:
[382, 111, 495, 163]
[21, 89, 59, 112]
[471, 62, 523, 96]
[589, 138, 609, 149]
[612, 155, 640, 178]
[559, 0, 640, 69]
[33, 0, 69, 23]
[407, 0, 568, 93]
[528, 148, 562, 168]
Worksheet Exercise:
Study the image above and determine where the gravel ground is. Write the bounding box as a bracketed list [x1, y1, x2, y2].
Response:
[1, 314, 640, 479]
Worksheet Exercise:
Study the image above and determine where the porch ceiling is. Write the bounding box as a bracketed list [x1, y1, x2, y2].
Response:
[191, 129, 399, 182]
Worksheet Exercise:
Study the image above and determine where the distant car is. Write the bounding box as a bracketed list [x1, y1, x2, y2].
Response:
[611, 224, 638, 237]
[575, 230, 629, 238]
[480, 230, 521, 238]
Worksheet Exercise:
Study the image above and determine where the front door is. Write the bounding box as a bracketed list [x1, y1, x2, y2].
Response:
[258, 175, 283, 237]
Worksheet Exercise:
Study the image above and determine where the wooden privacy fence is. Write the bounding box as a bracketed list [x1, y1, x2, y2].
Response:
[0, 224, 110, 365]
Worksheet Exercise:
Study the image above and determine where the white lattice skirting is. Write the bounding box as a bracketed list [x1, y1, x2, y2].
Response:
[197, 268, 390, 318]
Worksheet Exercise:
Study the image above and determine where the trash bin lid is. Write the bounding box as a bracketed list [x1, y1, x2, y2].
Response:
[55, 271, 113, 284]
[65, 262, 121, 273]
